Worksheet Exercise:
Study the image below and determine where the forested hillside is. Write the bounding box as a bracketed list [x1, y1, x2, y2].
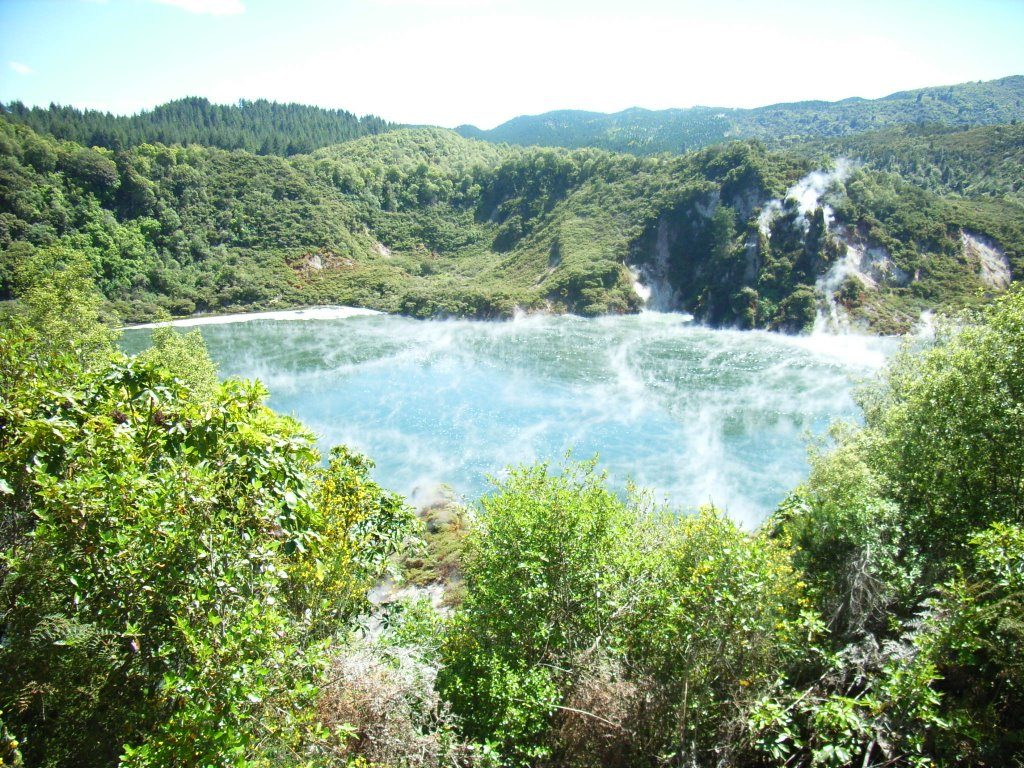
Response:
[795, 123, 1024, 202]
[457, 76, 1024, 155]
[0, 97, 395, 156]
[1, 116, 1020, 332]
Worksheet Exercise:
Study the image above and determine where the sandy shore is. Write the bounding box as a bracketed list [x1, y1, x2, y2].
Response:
[125, 305, 381, 329]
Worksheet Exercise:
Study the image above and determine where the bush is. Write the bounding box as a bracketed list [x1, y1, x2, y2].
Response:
[618, 508, 815, 765]
[440, 462, 813, 767]
[439, 460, 631, 764]
[764, 287, 1024, 766]
[859, 288, 1024, 577]
[0, 272, 415, 765]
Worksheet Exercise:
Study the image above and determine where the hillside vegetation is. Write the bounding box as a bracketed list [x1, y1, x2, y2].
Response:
[2, 116, 1020, 332]
[795, 122, 1024, 202]
[457, 76, 1024, 155]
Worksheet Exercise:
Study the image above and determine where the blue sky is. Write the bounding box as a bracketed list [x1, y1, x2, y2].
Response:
[1, 0, 1022, 129]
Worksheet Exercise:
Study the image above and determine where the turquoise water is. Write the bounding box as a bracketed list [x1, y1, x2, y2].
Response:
[122, 311, 894, 525]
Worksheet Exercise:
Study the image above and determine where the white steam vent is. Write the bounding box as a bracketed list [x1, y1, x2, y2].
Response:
[759, 159, 852, 237]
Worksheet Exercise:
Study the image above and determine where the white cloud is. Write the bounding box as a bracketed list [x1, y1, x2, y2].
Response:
[9, 61, 33, 75]
[151, 0, 245, 16]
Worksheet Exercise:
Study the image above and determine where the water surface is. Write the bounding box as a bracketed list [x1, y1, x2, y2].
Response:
[123, 311, 894, 525]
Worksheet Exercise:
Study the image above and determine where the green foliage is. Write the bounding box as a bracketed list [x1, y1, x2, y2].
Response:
[860, 288, 1024, 573]
[618, 508, 815, 765]
[766, 287, 1024, 766]
[440, 462, 813, 766]
[772, 428, 918, 639]
[0, 267, 415, 766]
[135, 326, 219, 402]
[8, 245, 118, 368]
[747, 645, 945, 768]
[440, 460, 631, 762]
[928, 522, 1024, 760]
[3, 112, 1018, 331]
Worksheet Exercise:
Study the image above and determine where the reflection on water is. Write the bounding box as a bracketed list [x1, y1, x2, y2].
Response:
[122, 311, 896, 526]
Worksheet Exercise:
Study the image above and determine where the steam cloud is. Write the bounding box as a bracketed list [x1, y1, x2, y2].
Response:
[758, 159, 852, 237]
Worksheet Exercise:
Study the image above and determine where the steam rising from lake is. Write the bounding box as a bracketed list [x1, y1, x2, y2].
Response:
[123, 311, 895, 526]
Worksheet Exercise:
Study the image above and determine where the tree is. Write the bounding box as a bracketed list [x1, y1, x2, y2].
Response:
[439, 460, 632, 764]
[11, 245, 118, 368]
[0, 259, 415, 765]
[860, 288, 1024, 574]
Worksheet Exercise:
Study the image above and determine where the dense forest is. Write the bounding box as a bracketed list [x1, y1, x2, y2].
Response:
[0, 98, 395, 157]
[457, 76, 1024, 155]
[1, 115, 1020, 333]
[1, 233, 1021, 767]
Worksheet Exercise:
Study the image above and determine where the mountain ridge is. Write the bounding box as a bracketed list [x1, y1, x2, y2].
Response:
[4, 75, 1022, 160]
[456, 75, 1024, 155]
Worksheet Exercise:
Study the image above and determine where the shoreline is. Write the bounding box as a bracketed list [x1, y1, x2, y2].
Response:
[121, 304, 903, 371]
[123, 305, 382, 329]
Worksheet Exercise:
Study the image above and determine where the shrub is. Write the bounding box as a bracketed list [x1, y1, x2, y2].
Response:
[440, 463, 813, 767]
[317, 641, 471, 768]
[0, 278, 415, 765]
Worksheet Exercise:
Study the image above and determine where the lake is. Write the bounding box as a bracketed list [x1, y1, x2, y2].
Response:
[122, 309, 896, 526]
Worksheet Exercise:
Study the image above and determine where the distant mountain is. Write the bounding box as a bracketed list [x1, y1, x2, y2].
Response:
[9, 76, 1022, 162]
[0, 97, 396, 156]
[456, 76, 1024, 155]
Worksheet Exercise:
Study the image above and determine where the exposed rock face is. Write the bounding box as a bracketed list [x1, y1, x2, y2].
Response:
[828, 227, 911, 289]
[628, 218, 681, 311]
[962, 230, 1011, 289]
[815, 237, 907, 331]
[625, 160, 1015, 334]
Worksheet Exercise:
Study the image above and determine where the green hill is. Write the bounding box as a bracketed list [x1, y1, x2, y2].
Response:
[457, 76, 1024, 155]
[1, 116, 1020, 332]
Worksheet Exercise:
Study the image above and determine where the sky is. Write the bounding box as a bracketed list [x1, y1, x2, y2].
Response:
[1, 0, 1023, 129]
